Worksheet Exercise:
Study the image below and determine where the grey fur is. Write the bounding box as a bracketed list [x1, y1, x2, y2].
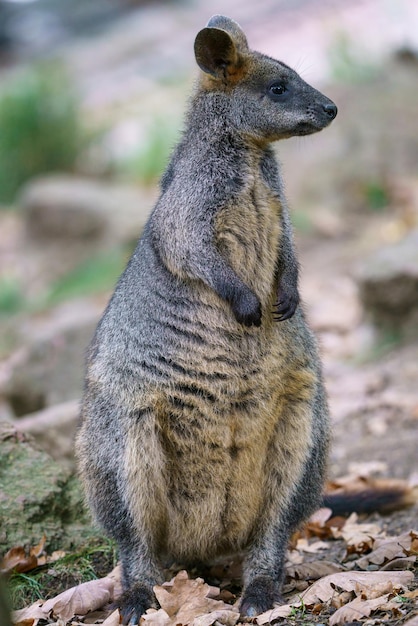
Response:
[76, 15, 336, 623]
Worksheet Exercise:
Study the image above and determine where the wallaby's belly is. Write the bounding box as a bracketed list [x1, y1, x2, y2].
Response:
[123, 313, 317, 563]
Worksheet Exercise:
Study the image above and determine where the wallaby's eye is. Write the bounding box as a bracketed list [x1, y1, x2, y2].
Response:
[268, 83, 287, 99]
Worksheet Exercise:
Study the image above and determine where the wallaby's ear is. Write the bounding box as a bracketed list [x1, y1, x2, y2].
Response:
[206, 15, 248, 50]
[194, 16, 248, 79]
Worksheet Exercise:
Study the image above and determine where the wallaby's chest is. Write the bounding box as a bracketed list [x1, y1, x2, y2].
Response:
[215, 173, 281, 304]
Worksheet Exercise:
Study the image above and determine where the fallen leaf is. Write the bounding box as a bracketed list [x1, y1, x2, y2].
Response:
[379, 556, 416, 570]
[286, 549, 304, 565]
[106, 564, 123, 599]
[355, 530, 418, 569]
[331, 590, 354, 609]
[41, 576, 114, 621]
[287, 560, 346, 581]
[48, 550, 66, 563]
[309, 508, 333, 526]
[303, 507, 334, 538]
[101, 608, 121, 626]
[193, 608, 240, 626]
[295, 538, 329, 553]
[297, 570, 413, 605]
[354, 579, 393, 599]
[331, 513, 384, 554]
[142, 608, 172, 626]
[1, 537, 47, 575]
[151, 571, 239, 626]
[0, 547, 37, 575]
[329, 593, 393, 625]
[403, 617, 418, 626]
[256, 603, 294, 624]
[12, 601, 46, 626]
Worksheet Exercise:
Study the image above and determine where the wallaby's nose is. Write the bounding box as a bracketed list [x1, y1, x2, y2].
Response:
[323, 103, 338, 119]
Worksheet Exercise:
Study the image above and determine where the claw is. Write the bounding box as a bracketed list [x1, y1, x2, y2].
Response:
[272, 293, 298, 322]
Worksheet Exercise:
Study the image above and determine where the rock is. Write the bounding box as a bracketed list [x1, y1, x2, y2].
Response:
[0, 423, 94, 553]
[0, 299, 101, 416]
[357, 229, 418, 334]
[20, 174, 156, 244]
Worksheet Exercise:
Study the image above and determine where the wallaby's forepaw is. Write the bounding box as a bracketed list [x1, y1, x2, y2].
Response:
[118, 584, 157, 625]
[240, 577, 284, 617]
[273, 288, 299, 322]
[232, 290, 262, 327]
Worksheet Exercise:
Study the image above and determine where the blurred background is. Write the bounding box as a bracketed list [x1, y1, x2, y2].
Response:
[0, 0, 418, 591]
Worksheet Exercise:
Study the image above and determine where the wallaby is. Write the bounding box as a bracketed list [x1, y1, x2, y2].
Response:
[76, 15, 337, 623]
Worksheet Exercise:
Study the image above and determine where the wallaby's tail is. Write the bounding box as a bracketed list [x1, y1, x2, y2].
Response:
[322, 478, 416, 516]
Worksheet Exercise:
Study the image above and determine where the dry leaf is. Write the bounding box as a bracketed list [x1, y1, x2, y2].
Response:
[331, 590, 354, 610]
[1, 546, 38, 575]
[48, 550, 66, 563]
[295, 538, 329, 553]
[142, 608, 172, 626]
[403, 617, 418, 626]
[380, 556, 416, 570]
[355, 530, 418, 569]
[256, 603, 294, 624]
[329, 593, 393, 625]
[151, 571, 239, 626]
[193, 608, 240, 626]
[106, 564, 123, 599]
[354, 579, 393, 599]
[287, 560, 345, 581]
[297, 570, 413, 605]
[102, 608, 122, 625]
[286, 550, 304, 565]
[303, 508, 334, 539]
[309, 508, 333, 526]
[1, 536, 47, 575]
[331, 513, 384, 554]
[41, 576, 114, 621]
[12, 601, 46, 626]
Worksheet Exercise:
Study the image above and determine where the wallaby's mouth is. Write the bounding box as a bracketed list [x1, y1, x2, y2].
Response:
[294, 121, 328, 136]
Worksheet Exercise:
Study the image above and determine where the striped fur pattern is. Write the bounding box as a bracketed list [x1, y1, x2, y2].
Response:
[76, 14, 336, 623]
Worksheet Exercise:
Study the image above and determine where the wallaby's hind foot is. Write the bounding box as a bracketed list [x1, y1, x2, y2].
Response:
[240, 577, 284, 617]
[117, 584, 157, 625]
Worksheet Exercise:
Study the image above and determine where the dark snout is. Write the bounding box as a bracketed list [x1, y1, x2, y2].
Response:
[323, 102, 337, 120]
[297, 97, 337, 136]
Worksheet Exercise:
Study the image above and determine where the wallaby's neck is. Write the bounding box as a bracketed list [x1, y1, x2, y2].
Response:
[186, 89, 268, 153]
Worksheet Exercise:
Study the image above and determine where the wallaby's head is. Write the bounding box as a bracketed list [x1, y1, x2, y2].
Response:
[194, 15, 337, 143]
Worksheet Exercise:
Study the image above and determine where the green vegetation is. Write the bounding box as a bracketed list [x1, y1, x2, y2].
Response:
[45, 246, 129, 306]
[0, 278, 24, 315]
[0, 246, 130, 319]
[0, 246, 131, 317]
[8, 539, 117, 609]
[0, 63, 85, 206]
[364, 180, 390, 211]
